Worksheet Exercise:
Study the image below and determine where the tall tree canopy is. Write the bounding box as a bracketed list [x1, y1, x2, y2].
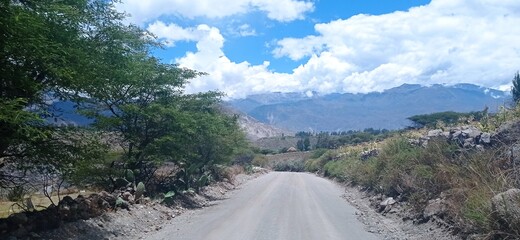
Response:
[0, 0, 246, 192]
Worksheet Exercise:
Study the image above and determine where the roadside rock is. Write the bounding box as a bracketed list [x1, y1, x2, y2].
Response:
[380, 197, 397, 206]
[99, 191, 117, 206]
[462, 126, 481, 139]
[423, 198, 446, 219]
[34, 172, 267, 240]
[493, 121, 520, 145]
[428, 129, 444, 137]
[360, 149, 379, 160]
[379, 197, 397, 213]
[122, 191, 134, 203]
[414, 125, 493, 150]
[491, 188, 520, 232]
[480, 132, 491, 144]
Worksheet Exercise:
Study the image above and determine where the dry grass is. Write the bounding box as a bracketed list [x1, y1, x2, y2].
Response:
[303, 135, 519, 237]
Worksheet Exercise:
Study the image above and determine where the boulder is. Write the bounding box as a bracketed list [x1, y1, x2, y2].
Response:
[462, 127, 482, 139]
[508, 144, 520, 166]
[88, 193, 111, 215]
[122, 191, 135, 203]
[423, 198, 446, 218]
[380, 197, 396, 206]
[480, 132, 491, 144]
[463, 138, 476, 148]
[408, 139, 421, 146]
[74, 195, 92, 220]
[58, 196, 78, 221]
[379, 197, 397, 213]
[491, 188, 520, 231]
[493, 121, 520, 145]
[451, 130, 462, 139]
[360, 149, 379, 160]
[99, 191, 117, 206]
[427, 129, 444, 137]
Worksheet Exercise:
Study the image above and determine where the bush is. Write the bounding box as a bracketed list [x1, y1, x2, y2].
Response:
[252, 155, 269, 167]
[272, 160, 305, 172]
[311, 149, 328, 159]
[7, 186, 27, 202]
[305, 150, 335, 172]
[311, 134, 518, 237]
[323, 160, 349, 181]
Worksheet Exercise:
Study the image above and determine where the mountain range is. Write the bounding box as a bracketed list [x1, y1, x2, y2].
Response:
[228, 84, 510, 132]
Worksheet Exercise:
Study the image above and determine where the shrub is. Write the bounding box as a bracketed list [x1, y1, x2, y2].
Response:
[272, 160, 305, 172]
[311, 149, 328, 159]
[7, 186, 27, 202]
[323, 160, 349, 181]
[252, 155, 269, 167]
[304, 150, 335, 172]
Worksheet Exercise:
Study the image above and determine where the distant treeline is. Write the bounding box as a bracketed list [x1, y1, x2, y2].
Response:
[293, 128, 393, 150]
[407, 109, 489, 128]
[295, 128, 391, 137]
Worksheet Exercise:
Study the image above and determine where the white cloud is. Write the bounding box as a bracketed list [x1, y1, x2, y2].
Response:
[116, 0, 314, 24]
[274, 0, 520, 93]
[148, 0, 520, 98]
[147, 21, 200, 46]
[148, 21, 298, 98]
[234, 24, 257, 37]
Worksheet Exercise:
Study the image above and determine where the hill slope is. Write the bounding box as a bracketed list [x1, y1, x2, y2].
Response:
[228, 84, 509, 132]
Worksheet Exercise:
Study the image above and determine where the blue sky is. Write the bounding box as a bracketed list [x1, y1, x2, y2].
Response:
[117, 0, 520, 98]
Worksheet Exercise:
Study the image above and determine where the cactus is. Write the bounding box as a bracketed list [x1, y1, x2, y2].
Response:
[115, 197, 124, 206]
[125, 169, 135, 183]
[135, 182, 145, 199]
[162, 191, 175, 205]
[115, 197, 129, 209]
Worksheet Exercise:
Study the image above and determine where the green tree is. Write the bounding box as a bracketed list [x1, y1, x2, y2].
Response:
[0, 0, 247, 195]
[315, 132, 331, 149]
[512, 71, 520, 104]
[297, 139, 304, 151]
[303, 137, 310, 151]
[0, 0, 122, 186]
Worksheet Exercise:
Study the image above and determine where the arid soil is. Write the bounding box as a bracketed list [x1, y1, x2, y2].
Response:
[32, 172, 264, 240]
[341, 184, 460, 240]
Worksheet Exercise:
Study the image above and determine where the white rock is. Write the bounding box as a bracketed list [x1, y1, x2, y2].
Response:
[380, 197, 396, 206]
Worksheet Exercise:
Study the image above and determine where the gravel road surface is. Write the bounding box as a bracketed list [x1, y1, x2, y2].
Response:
[147, 172, 380, 240]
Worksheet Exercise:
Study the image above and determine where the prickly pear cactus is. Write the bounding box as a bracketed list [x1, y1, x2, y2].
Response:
[135, 182, 145, 199]
[125, 169, 135, 183]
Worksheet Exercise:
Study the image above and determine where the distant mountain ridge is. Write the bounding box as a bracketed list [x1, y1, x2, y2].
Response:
[228, 84, 510, 132]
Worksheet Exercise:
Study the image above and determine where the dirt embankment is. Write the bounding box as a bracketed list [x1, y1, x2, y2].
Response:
[340, 183, 460, 240]
[7, 170, 267, 240]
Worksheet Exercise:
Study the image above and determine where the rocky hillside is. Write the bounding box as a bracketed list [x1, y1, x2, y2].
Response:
[228, 83, 509, 132]
[220, 105, 292, 141]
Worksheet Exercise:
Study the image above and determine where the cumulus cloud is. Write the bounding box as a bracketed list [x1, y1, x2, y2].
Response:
[274, 0, 520, 93]
[147, 22, 200, 47]
[148, 21, 298, 98]
[116, 0, 314, 24]
[148, 0, 520, 98]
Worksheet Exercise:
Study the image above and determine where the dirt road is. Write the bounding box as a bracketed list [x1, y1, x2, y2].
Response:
[148, 172, 380, 240]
